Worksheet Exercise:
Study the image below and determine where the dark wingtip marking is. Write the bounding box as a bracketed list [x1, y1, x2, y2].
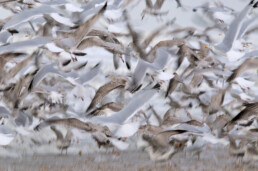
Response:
[7, 29, 19, 35]
[102, 1, 108, 10]
[76, 61, 88, 70]
[227, 70, 237, 82]
[72, 52, 87, 56]
[94, 62, 101, 68]
[153, 83, 161, 90]
[131, 84, 142, 93]
[34, 125, 40, 131]
[126, 62, 131, 70]
[62, 59, 71, 66]
[28, 78, 34, 91]
[165, 90, 169, 98]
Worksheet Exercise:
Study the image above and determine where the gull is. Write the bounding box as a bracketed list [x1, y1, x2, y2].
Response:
[227, 57, 258, 82]
[207, 114, 231, 136]
[148, 105, 162, 126]
[162, 109, 183, 126]
[32, 87, 64, 106]
[0, 52, 26, 81]
[91, 85, 159, 125]
[84, 29, 127, 69]
[34, 118, 113, 138]
[142, 19, 176, 49]
[138, 125, 164, 135]
[215, 0, 258, 53]
[6, 50, 36, 79]
[2, 4, 57, 29]
[167, 27, 196, 37]
[0, 0, 16, 3]
[86, 75, 128, 112]
[141, 130, 188, 161]
[78, 0, 106, 13]
[165, 73, 182, 97]
[124, 11, 148, 62]
[4, 73, 35, 109]
[244, 143, 258, 161]
[28, 63, 77, 90]
[92, 132, 129, 151]
[50, 126, 72, 155]
[237, 15, 256, 40]
[147, 39, 185, 60]
[55, 2, 107, 52]
[92, 131, 111, 148]
[87, 102, 123, 117]
[125, 10, 182, 62]
[228, 135, 245, 156]
[188, 73, 203, 88]
[176, 44, 202, 70]
[128, 48, 170, 92]
[87, 29, 122, 44]
[184, 136, 205, 160]
[43, 13, 76, 28]
[141, 0, 168, 19]
[0, 29, 19, 44]
[0, 125, 15, 146]
[168, 121, 211, 134]
[0, 37, 52, 54]
[87, 29, 125, 60]
[77, 63, 101, 85]
[28, 62, 100, 91]
[124, 46, 133, 70]
[203, 88, 228, 115]
[198, 42, 210, 60]
[14, 110, 33, 127]
[77, 37, 125, 54]
[175, 0, 183, 8]
[127, 14, 183, 62]
[0, 105, 10, 118]
[225, 102, 258, 130]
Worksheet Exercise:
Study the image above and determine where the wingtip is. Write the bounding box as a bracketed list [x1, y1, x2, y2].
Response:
[62, 59, 71, 66]
[152, 83, 161, 90]
[72, 52, 87, 56]
[226, 71, 236, 82]
[86, 105, 92, 113]
[165, 92, 169, 98]
[28, 79, 34, 91]
[34, 125, 40, 131]
[94, 62, 102, 69]
[126, 62, 131, 70]
[103, 1, 108, 10]
[130, 84, 142, 93]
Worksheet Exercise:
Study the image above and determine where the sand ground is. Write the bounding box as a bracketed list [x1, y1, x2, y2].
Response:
[0, 146, 257, 171]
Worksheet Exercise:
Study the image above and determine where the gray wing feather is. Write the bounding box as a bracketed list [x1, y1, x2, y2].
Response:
[3, 5, 56, 29]
[78, 63, 101, 84]
[92, 89, 157, 124]
[215, 2, 255, 52]
[0, 37, 52, 54]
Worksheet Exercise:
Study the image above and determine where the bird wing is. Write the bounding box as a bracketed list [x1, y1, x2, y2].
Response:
[0, 37, 51, 54]
[92, 88, 158, 124]
[50, 126, 64, 140]
[86, 79, 127, 112]
[215, 1, 257, 53]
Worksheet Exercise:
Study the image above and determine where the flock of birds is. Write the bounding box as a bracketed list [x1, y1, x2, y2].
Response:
[0, 0, 258, 164]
